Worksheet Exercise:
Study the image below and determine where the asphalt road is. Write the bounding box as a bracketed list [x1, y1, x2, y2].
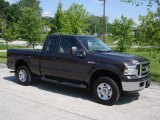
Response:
[0, 65, 160, 120]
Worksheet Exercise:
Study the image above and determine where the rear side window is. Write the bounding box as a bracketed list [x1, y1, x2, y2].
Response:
[45, 37, 58, 53]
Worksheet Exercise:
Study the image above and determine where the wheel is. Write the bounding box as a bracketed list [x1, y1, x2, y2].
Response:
[93, 77, 120, 105]
[16, 65, 32, 86]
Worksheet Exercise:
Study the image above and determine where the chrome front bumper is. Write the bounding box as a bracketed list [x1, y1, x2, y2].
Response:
[122, 78, 151, 92]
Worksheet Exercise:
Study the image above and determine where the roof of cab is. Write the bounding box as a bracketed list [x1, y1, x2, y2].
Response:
[49, 34, 94, 38]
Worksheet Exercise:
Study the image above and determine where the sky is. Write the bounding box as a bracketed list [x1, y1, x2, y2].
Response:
[5, 0, 157, 25]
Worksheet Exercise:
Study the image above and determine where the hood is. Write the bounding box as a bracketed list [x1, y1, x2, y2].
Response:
[94, 52, 149, 63]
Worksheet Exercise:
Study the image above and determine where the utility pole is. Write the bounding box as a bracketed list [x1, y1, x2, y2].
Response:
[94, 25, 97, 36]
[99, 0, 107, 43]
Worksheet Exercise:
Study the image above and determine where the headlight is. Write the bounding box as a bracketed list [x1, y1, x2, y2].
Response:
[124, 64, 137, 75]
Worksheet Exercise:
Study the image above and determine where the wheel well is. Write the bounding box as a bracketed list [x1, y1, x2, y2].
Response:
[89, 70, 122, 92]
[15, 60, 29, 71]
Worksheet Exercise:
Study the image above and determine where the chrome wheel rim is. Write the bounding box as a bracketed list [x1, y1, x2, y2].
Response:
[19, 70, 27, 82]
[97, 83, 112, 100]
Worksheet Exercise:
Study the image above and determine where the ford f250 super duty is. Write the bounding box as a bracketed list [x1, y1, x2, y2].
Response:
[7, 35, 151, 105]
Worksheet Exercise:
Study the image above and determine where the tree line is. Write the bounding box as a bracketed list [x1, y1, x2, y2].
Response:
[0, 0, 159, 52]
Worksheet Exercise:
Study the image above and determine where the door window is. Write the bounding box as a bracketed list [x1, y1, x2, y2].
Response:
[59, 37, 82, 54]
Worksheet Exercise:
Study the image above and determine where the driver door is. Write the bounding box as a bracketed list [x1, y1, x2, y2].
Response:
[54, 36, 88, 81]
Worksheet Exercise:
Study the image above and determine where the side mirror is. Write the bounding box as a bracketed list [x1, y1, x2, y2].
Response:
[71, 46, 77, 56]
[71, 46, 86, 57]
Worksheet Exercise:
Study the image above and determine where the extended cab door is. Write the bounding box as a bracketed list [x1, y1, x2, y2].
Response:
[54, 36, 88, 81]
[40, 36, 59, 77]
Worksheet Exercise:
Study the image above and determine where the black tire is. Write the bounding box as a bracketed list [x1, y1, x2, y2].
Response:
[93, 77, 120, 106]
[16, 65, 32, 86]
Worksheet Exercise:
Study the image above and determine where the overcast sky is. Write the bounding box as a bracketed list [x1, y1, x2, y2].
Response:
[5, 0, 157, 25]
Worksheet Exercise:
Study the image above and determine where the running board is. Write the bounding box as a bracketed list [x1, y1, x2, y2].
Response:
[41, 77, 87, 89]
[9, 71, 15, 73]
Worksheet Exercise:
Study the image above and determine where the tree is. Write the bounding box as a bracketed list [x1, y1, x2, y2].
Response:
[86, 15, 103, 35]
[66, 3, 89, 35]
[2, 23, 18, 49]
[54, 3, 89, 35]
[121, 0, 160, 6]
[4, 3, 21, 25]
[19, 0, 42, 15]
[17, 7, 42, 49]
[0, 0, 9, 36]
[135, 8, 160, 49]
[0, 0, 10, 18]
[55, 2, 70, 34]
[112, 15, 135, 52]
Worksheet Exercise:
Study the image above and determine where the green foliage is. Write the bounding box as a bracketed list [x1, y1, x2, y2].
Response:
[121, 0, 160, 7]
[112, 15, 135, 52]
[66, 3, 89, 35]
[135, 8, 160, 49]
[86, 15, 103, 35]
[3, 23, 18, 41]
[17, 7, 42, 49]
[54, 2, 89, 35]
[55, 2, 65, 34]
[125, 48, 160, 82]
[0, 0, 10, 18]
[4, 3, 21, 25]
[19, 0, 42, 15]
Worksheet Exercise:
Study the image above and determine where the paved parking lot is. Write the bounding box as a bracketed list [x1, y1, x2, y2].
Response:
[0, 65, 160, 120]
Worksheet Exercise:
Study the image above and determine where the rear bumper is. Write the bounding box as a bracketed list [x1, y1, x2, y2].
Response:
[121, 75, 151, 92]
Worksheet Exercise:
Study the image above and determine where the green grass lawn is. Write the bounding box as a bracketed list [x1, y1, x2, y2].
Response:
[0, 48, 159, 82]
[0, 52, 7, 63]
[0, 43, 27, 50]
[125, 49, 160, 83]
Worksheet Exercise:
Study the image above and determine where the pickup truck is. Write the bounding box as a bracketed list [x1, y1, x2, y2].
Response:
[7, 35, 151, 105]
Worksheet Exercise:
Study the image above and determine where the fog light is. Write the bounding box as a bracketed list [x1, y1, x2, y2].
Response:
[140, 82, 144, 87]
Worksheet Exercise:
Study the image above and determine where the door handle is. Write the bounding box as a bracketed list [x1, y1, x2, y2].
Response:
[49, 57, 55, 60]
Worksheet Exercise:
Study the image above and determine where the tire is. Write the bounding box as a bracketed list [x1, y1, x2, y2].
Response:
[93, 77, 120, 106]
[16, 65, 32, 86]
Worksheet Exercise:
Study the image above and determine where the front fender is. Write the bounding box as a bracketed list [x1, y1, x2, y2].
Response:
[87, 63, 123, 82]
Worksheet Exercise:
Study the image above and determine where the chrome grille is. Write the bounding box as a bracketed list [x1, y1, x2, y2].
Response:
[136, 61, 150, 78]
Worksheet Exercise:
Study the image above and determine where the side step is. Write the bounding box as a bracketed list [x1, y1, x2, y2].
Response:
[9, 71, 15, 73]
[41, 77, 87, 89]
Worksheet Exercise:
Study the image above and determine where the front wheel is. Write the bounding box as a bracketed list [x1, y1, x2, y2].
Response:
[93, 77, 120, 105]
[16, 65, 32, 86]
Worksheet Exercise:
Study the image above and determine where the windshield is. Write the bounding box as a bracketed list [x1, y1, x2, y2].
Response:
[78, 37, 112, 52]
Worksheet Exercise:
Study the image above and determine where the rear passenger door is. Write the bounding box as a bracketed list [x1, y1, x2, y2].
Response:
[40, 36, 59, 77]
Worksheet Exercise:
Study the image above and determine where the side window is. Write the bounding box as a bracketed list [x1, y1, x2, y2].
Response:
[46, 37, 58, 53]
[59, 37, 82, 54]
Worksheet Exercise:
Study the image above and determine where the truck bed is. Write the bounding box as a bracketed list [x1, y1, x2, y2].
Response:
[7, 49, 42, 56]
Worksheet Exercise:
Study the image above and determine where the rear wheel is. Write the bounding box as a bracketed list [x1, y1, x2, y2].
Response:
[16, 65, 32, 86]
[93, 77, 120, 105]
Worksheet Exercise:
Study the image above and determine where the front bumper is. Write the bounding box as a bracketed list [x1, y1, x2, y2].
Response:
[121, 75, 151, 92]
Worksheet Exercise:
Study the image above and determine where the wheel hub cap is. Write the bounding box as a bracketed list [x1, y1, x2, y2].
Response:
[19, 70, 27, 82]
[97, 83, 112, 100]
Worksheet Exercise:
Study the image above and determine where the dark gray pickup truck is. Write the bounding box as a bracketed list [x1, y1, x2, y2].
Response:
[7, 35, 151, 105]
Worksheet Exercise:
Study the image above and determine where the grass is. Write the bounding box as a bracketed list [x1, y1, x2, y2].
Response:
[0, 43, 27, 50]
[0, 52, 7, 63]
[125, 48, 160, 83]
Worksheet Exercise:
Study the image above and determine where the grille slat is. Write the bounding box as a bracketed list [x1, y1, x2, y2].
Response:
[136, 61, 150, 78]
